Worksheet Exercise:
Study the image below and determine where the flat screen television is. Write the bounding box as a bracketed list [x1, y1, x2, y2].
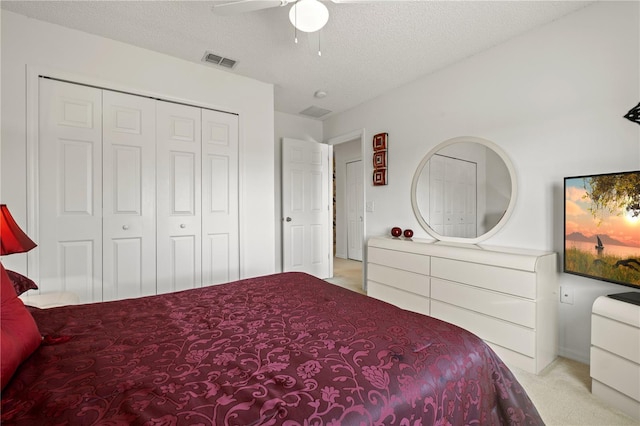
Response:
[564, 171, 640, 294]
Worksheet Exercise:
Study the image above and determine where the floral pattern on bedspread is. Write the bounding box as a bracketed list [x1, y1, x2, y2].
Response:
[2, 272, 543, 425]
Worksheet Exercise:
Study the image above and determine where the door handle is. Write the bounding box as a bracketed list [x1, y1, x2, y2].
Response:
[285, 217, 292, 222]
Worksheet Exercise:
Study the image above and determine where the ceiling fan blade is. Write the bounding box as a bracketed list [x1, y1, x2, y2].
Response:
[212, 0, 288, 16]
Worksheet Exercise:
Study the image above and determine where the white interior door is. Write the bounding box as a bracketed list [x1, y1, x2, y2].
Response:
[156, 100, 202, 293]
[201, 108, 239, 285]
[346, 160, 363, 261]
[102, 91, 157, 300]
[38, 78, 103, 302]
[282, 138, 330, 278]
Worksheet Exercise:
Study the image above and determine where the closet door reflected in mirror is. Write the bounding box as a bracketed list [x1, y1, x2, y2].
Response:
[411, 136, 517, 244]
[425, 154, 477, 238]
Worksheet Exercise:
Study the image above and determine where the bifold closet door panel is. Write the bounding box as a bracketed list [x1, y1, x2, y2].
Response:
[201, 109, 239, 286]
[38, 78, 103, 303]
[102, 91, 157, 301]
[156, 101, 202, 294]
[430, 155, 477, 239]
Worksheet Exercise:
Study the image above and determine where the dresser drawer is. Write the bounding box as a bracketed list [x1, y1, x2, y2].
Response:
[431, 257, 536, 299]
[591, 346, 640, 402]
[431, 300, 535, 357]
[592, 314, 640, 364]
[367, 281, 430, 316]
[368, 263, 429, 297]
[431, 278, 535, 328]
[368, 247, 430, 275]
[487, 342, 536, 374]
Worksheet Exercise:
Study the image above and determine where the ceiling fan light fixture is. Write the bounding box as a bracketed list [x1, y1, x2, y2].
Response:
[289, 0, 329, 33]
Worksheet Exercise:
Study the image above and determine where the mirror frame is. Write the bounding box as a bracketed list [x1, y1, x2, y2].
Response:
[410, 136, 518, 244]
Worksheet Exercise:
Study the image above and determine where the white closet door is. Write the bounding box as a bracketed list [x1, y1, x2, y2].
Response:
[462, 160, 477, 237]
[156, 101, 202, 293]
[430, 155, 477, 238]
[102, 91, 156, 300]
[38, 78, 103, 302]
[429, 155, 446, 235]
[444, 157, 476, 238]
[201, 109, 239, 285]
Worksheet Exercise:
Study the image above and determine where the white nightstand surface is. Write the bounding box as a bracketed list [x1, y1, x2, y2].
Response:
[593, 295, 640, 328]
[19, 292, 80, 309]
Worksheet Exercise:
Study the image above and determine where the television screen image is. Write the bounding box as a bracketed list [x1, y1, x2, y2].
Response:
[564, 171, 640, 290]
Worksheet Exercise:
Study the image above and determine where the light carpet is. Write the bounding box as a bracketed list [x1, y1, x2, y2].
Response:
[512, 357, 637, 425]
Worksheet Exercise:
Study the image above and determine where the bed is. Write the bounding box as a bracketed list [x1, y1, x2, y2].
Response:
[1, 270, 543, 425]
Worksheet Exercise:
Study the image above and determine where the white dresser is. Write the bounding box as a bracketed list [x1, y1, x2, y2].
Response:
[367, 236, 558, 374]
[590, 295, 640, 421]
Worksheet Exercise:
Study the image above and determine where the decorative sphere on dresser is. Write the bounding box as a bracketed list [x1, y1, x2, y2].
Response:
[403, 229, 414, 239]
[391, 227, 402, 238]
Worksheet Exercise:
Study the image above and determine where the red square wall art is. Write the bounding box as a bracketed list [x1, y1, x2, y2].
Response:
[373, 169, 387, 186]
[373, 151, 386, 168]
[373, 133, 387, 151]
[372, 132, 388, 186]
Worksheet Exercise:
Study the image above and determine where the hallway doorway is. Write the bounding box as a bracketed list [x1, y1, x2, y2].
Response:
[329, 130, 365, 292]
[324, 257, 364, 294]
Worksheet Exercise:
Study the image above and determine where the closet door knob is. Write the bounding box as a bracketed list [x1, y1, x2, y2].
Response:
[285, 217, 292, 222]
[180, 223, 186, 229]
[122, 225, 129, 230]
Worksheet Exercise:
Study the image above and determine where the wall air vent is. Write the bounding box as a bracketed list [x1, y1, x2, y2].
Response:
[299, 106, 332, 119]
[202, 51, 237, 69]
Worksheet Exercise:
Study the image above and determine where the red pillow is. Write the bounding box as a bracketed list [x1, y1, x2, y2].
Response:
[1, 262, 42, 389]
[6, 270, 38, 295]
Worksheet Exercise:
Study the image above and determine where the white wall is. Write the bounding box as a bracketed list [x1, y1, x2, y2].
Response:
[334, 139, 362, 259]
[274, 111, 323, 271]
[323, 1, 640, 363]
[1, 11, 276, 279]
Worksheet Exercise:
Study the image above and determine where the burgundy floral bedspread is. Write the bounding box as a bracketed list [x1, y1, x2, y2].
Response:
[2, 272, 543, 425]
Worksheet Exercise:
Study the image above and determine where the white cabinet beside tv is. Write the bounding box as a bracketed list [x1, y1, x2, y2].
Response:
[367, 236, 558, 374]
[590, 295, 640, 421]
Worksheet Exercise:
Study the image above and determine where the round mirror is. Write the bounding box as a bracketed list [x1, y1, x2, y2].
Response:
[410, 136, 517, 244]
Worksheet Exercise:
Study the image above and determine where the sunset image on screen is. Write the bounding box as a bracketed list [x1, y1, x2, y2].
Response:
[564, 173, 640, 287]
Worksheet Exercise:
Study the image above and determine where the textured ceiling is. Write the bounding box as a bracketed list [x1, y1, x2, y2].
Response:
[2, 1, 594, 120]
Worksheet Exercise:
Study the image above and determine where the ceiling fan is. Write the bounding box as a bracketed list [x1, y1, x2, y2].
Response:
[212, 0, 346, 33]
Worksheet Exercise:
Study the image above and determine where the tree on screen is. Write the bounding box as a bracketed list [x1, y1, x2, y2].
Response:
[584, 173, 640, 223]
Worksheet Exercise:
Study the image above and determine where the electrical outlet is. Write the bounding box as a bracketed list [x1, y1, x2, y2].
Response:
[560, 286, 574, 305]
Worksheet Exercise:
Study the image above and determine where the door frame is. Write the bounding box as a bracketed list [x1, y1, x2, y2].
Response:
[326, 129, 366, 287]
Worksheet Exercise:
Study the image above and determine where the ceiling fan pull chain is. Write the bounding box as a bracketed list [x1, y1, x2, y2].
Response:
[318, 31, 322, 56]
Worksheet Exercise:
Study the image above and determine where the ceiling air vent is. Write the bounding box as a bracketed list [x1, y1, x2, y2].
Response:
[202, 51, 237, 69]
[299, 106, 332, 119]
